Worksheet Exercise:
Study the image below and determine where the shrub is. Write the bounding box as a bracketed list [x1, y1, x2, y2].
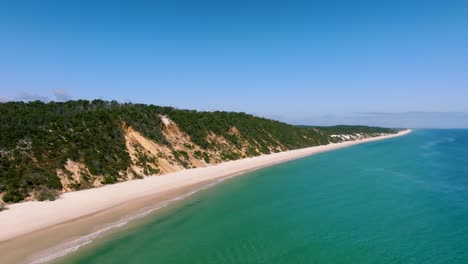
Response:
[37, 189, 59, 201]
[102, 175, 117, 184]
[46, 173, 63, 189]
[3, 190, 26, 203]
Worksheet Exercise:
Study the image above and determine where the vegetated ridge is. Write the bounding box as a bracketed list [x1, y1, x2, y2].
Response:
[0, 100, 398, 204]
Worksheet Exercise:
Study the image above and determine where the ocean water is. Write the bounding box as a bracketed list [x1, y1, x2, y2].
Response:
[60, 130, 468, 264]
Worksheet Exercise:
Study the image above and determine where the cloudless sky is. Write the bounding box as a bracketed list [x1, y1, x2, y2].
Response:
[1, 0, 468, 127]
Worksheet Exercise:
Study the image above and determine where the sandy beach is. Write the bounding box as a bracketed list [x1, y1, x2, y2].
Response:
[0, 129, 411, 263]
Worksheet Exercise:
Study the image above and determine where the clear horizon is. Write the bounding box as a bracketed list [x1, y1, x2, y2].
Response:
[1, 1, 468, 128]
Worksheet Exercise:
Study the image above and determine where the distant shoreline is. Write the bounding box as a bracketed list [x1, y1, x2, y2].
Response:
[0, 129, 412, 263]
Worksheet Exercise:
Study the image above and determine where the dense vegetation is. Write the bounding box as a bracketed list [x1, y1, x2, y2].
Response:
[308, 125, 397, 135]
[0, 100, 398, 203]
[167, 110, 331, 150]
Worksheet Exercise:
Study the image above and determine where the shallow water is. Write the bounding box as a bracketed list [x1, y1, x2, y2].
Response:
[60, 130, 468, 264]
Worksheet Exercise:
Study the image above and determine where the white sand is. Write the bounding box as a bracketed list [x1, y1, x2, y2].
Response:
[0, 129, 411, 242]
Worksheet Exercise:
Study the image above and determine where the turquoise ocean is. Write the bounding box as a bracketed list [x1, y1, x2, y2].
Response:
[60, 130, 468, 263]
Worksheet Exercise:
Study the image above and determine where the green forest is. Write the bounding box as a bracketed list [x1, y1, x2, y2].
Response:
[0, 100, 398, 204]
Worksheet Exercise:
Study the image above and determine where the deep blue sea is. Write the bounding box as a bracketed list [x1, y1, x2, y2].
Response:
[61, 130, 468, 264]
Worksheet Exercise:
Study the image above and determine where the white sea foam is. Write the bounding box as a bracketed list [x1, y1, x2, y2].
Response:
[30, 241, 93, 264]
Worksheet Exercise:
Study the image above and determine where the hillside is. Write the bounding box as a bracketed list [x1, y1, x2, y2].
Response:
[0, 100, 397, 204]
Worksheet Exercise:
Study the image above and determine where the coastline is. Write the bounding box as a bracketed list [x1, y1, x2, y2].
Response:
[0, 129, 412, 263]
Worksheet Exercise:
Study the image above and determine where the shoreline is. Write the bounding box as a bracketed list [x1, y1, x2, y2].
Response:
[0, 129, 412, 263]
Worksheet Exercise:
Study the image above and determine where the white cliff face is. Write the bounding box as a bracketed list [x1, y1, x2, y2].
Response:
[330, 133, 389, 141]
[160, 115, 174, 126]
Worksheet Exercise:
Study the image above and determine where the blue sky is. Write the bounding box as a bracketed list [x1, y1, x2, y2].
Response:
[1, 1, 468, 127]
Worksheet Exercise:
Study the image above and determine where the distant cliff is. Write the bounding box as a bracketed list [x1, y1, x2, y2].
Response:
[0, 100, 397, 203]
